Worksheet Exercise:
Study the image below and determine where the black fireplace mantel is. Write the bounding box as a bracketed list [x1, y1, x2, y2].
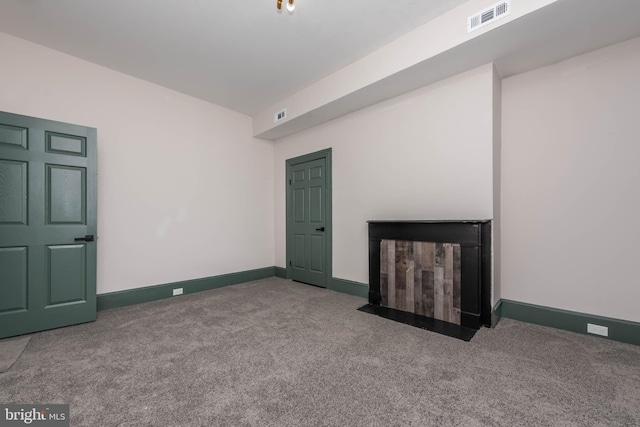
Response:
[367, 220, 492, 331]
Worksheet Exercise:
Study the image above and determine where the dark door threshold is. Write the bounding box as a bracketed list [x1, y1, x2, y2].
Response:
[292, 279, 326, 289]
[357, 304, 477, 342]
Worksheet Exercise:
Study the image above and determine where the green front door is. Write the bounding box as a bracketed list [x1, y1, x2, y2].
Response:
[0, 111, 97, 339]
[287, 155, 328, 287]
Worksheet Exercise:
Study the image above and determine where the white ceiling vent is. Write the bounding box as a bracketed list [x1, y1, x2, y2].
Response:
[274, 108, 287, 123]
[468, 1, 510, 33]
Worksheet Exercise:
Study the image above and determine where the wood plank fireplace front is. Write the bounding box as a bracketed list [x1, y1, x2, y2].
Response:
[367, 221, 491, 334]
[381, 240, 462, 325]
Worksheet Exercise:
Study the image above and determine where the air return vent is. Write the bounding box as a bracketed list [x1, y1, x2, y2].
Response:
[274, 108, 287, 123]
[468, 0, 510, 33]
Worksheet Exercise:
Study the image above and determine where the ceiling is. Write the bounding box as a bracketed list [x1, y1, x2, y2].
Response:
[0, 0, 468, 115]
[253, 0, 640, 139]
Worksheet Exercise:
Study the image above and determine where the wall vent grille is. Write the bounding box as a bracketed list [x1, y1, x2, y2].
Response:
[274, 109, 287, 123]
[468, 1, 510, 33]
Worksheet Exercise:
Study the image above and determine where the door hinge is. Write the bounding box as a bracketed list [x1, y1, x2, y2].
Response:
[289, 260, 292, 266]
[289, 179, 292, 185]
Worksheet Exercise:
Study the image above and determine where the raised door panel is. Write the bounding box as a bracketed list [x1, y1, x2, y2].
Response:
[46, 165, 86, 224]
[309, 235, 324, 273]
[293, 234, 306, 269]
[292, 169, 306, 184]
[309, 165, 322, 180]
[47, 244, 86, 306]
[45, 132, 86, 156]
[0, 123, 28, 149]
[0, 247, 28, 313]
[293, 188, 305, 223]
[0, 159, 27, 224]
[309, 186, 322, 223]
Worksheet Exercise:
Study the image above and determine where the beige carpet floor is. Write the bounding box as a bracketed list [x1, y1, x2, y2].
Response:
[0, 335, 30, 373]
[1, 277, 639, 426]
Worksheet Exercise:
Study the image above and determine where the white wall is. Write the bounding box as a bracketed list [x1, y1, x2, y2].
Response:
[501, 37, 640, 323]
[274, 64, 496, 284]
[492, 65, 502, 306]
[0, 32, 275, 294]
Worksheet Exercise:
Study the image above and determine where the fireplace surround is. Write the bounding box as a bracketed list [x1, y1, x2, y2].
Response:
[363, 220, 491, 339]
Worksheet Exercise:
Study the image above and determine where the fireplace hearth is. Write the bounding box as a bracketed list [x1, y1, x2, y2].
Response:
[361, 220, 491, 340]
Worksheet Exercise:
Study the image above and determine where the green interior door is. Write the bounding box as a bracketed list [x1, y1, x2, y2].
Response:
[0, 111, 97, 339]
[288, 157, 327, 287]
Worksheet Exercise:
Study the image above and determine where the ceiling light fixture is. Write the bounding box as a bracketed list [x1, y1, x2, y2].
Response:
[277, 0, 295, 14]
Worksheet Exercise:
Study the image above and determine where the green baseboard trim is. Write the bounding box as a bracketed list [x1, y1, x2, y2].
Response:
[330, 278, 369, 298]
[275, 267, 287, 278]
[491, 300, 502, 328]
[97, 267, 276, 311]
[500, 299, 640, 346]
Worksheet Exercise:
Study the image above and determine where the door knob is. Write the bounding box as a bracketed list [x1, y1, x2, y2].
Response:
[315, 227, 325, 232]
[74, 235, 95, 242]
